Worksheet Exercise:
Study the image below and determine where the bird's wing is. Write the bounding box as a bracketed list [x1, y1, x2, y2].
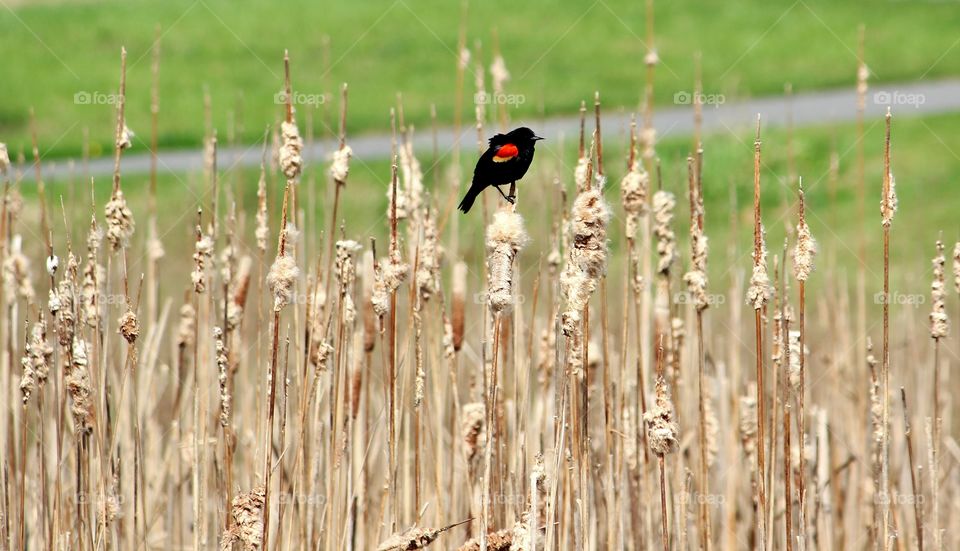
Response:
[491, 143, 519, 163]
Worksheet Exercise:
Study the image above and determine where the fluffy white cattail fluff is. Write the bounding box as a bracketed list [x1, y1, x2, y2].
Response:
[570, 186, 611, 279]
[329, 145, 353, 185]
[653, 191, 677, 275]
[787, 329, 803, 392]
[881, 172, 898, 228]
[3, 235, 34, 303]
[461, 401, 486, 463]
[267, 241, 299, 313]
[485, 210, 529, 313]
[0, 142, 9, 172]
[335, 239, 362, 324]
[747, 224, 773, 310]
[398, 135, 424, 217]
[214, 326, 231, 428]
[953, 241, 960, 294]
[191, 230, 214, 293]
[793, 186, 817, 281]
[930, 240, 949, 339]
[574, 156, 590, 193]
[256, 165, 269, 253]
[117, 124, 135, 150]
[104, 190, 135, 250]
[645, 374, 679, 456]
[230, 486, 265, 551]
[176, 302, 196, 349]
[415, 210, 442, 301]
[279, 120, 303, 180]
[372, 248, 409, 318]
[118, 310, 139, 344]
[67, 338, 94, 434]
[620, 158, 649, 239]
[560, 264, 594, 336]
[20, 317, 53, 404]
[683, 192, 709, 312]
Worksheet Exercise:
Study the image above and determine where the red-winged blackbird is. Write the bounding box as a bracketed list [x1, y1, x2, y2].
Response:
[458, 127, 543, 213]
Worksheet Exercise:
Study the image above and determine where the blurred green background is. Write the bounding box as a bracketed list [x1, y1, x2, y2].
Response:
[2, 0, 959, 156]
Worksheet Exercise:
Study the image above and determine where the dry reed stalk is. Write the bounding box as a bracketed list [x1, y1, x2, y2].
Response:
[879, 109, 896, 551]
[747, 116, 772, 550]
[927, 238, 946, 551]
[899, 388, 924, 551]
[684, 147, 711, 551]
[324, 84, 351, 319]
[792, 178, 816, 544]
[262, 180, 297, 550]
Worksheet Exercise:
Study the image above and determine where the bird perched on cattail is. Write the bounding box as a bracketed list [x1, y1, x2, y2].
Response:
[458, 127, 543, 213]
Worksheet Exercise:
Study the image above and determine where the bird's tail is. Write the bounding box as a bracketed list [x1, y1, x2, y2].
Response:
[457, 182, 483, 213]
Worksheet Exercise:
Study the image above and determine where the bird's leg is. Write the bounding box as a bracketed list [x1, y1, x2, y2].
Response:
[493, 184, 515, 204]
[506, 181, 517, 203]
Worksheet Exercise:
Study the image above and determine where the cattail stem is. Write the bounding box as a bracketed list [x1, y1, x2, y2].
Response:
[900, 388, 924, 551]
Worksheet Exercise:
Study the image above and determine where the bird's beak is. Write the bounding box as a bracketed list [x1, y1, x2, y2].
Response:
[533, 135, 545, 141]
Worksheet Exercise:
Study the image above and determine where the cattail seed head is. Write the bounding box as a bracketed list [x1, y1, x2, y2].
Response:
[372, 248, 409, 318]
[0, 142, 9, 172]
[485, 210, 529, 313]
[227, 256, 253, 331]
[329, 144, 353, 186]
[621, 158, 648, 239]
[793, 186, 817, 281]
[930, 239, 949, 339]
[104, 190, 135, 250]
[118, 310, 139, 344]
[256, 166, 269, 253]
[335, 239, 362, 323]
[452, 261, 467, 351]
[415, 210, 442, 301]
[645, 374, 679, 456]
[177, 302, 196, 349]
[747, 224, 773, 310]
[67, 338, 95, 434]
[192, 229, 214, 293]
[3, 235, 34, 303]
[570, 186, 611, 279]
[117, 124, 134, 150]
[215, 327, 231, 427]
[953, 241, 960, 294]
[462, 401, 486, 463]
[881, 172, 898, 228]
[653, 191, 677, 275]
[231, 486, 265, 551]
[279, 120, 303, 180]
[267, 226, 300, 312]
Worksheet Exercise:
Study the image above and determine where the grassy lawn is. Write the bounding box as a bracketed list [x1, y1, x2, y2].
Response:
[2, 0, 960, 158]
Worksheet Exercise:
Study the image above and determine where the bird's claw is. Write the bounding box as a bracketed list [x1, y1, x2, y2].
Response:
[506, 194, 516, 205]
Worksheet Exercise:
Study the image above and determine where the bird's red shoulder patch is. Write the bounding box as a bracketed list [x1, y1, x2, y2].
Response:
[492, 143, 518, 162]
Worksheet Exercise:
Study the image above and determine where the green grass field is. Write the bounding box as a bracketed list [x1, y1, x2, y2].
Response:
[2, 0, 960, 158]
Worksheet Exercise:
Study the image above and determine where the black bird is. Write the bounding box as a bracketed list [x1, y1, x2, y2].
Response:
[458, 127, 543, 213]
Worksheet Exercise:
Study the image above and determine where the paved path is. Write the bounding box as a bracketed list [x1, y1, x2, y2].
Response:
[27, 78, 960, 182]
